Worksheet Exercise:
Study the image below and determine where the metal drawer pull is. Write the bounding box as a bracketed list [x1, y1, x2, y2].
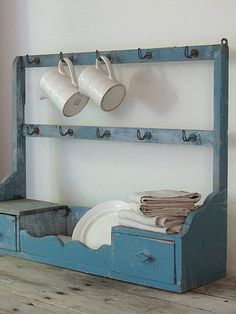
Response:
[136, 251, 154, 263]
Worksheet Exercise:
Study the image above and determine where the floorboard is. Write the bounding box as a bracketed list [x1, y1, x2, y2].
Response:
[0, 255, 235, 314]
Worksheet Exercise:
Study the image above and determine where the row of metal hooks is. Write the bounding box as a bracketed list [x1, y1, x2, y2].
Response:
[26, 126, 196, 142]
[25, 45, 200, 65]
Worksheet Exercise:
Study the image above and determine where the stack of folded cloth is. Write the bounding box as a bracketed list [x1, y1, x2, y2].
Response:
[118, 190, 201, 234]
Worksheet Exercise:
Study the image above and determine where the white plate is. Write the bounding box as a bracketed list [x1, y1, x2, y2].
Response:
[72, 200, 129, 249]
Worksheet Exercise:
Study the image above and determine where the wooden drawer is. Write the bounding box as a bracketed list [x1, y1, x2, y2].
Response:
[0, 214, 16, 250]
[113, 234, 175, 284]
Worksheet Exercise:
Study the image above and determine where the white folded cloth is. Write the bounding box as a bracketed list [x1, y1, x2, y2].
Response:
[118, 218, 168, 233]
[156, 216, 185, 229]
[119, 209, 157, 227]
[117, 190, 201, 234]
[119, 218, 183, 234]
[119, 209, 185, 232]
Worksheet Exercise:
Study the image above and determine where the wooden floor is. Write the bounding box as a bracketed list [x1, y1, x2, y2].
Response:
[0, 256, 235, 314]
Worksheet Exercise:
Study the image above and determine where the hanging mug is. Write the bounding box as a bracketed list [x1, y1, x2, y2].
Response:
[40, 58, 89, 117]
[78, 55, 126, 111]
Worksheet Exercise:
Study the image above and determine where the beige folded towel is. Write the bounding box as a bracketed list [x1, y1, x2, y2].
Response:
[130, 201, 194, 211]
[140, 206, 190, 217]
[130, 190, 201, 204]
[129, 190, 201, 216]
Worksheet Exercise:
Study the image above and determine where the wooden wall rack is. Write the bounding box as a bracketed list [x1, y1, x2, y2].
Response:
[0, 39, 229, 292]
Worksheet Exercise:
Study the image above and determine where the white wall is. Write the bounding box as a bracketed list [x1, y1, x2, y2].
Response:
[0, 0, 235, 274]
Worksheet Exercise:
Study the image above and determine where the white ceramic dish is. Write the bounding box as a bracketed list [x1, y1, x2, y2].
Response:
[72, 200, 129, 249]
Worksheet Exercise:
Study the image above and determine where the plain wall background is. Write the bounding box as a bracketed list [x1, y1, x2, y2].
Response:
[0, 0, 235, 274]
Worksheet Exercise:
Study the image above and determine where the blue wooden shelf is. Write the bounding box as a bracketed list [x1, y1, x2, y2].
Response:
[23, 124, 214, 146]
[0, 39, 229, 292]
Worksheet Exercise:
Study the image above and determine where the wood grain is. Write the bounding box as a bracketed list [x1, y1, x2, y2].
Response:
[0, 256, 235, 314]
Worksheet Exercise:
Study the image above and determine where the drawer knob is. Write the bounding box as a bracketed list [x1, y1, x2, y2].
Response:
[136, 251, 154, 263]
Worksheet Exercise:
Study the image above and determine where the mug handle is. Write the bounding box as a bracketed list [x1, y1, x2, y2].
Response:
[95, 55, 116, 81]
[58, 58, 78, 86]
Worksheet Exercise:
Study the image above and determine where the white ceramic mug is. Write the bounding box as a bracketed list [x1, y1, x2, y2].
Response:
[78, 56, 126, 111]
[40, 58, 89, 117]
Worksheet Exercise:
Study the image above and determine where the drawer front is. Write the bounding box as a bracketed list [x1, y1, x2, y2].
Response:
[0, 214, 16, 250]
[113, 234, 175, 284]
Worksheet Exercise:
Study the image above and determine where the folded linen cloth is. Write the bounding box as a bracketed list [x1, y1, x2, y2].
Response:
[129, 201, 194, 212]
[139, 206, 191, 217]
[119, 218, 183, 234]
[130, 190, 201, 204]
[119, 209, 157, 227]
[119, 209, 185, 229]
[156, 216, 185, 229]
[129, 190, 201, 216]
[119, 218, 168, 233]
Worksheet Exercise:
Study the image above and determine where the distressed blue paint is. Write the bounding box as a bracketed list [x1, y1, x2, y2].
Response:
[213, 42, 229, 193]
[23, 124, 214, 146]
[0, 191, 227, 292]
[0, 57, 26, 200]
[0, 214, 17, 250]
[180, 191, 227, 290]
[0, 41, 229, 293]
[19, 208, 68, 238]
[20, 230, 112, 277]
[112, 233, 175, 284]
[23, 44, 218, 68]
[0, 199, 67, 215]
[67, 206, 90, 236]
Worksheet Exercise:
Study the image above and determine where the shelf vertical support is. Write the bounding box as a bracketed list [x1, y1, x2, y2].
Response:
[0, 57, 26, 200]
[213, 40, 229, 194]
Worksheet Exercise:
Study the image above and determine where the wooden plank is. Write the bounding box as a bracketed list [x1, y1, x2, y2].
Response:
[23, 44, 217, 69]
[194, 279, 236, 300]
[0, 287, 76, 314]
[0, 256, 235, 313]
[0, 214, 16, 250]
[23, 124, 214, 146]
[0, 199, 67, 215]
[0, 56, 26, 201]
[0, 259, 208, 314]
[213, 40, 229, 193]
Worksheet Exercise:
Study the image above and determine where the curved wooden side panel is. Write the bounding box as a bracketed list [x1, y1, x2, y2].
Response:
[179, 191, 227, 290]
[20, 231, 112, 276]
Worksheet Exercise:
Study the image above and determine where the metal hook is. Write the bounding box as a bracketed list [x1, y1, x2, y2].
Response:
[60, 51, 65, 62]
[96, 128, 110, 138]
[182, 130, 197, 142]
[59, 52, 74, 64]
[184, 46, 198, 59]
[137, 48, 152, 60]
[95, 50, 111, 61]
[26, 126, 40, 136]
[221, 38, 228, 46]
[137, 129, 152, 140]
[26, 54, 40, 65]
[59, 126, 74, 136]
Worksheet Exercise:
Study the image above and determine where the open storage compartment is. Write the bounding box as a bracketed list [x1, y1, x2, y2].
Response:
[0, 39, 229, 292]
